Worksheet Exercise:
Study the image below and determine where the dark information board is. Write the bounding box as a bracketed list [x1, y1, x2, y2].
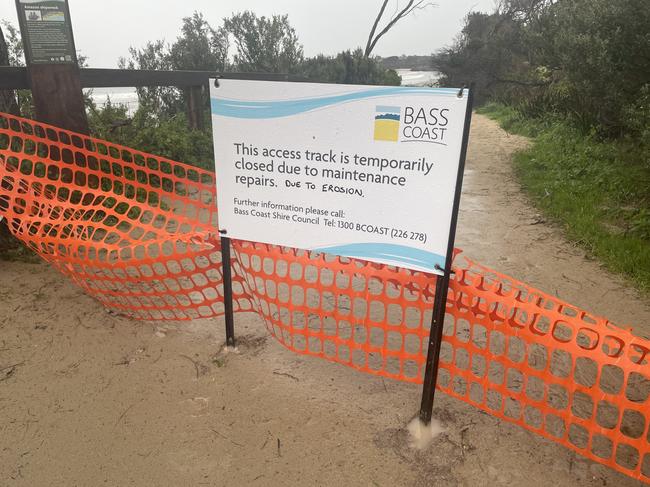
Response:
[16, 0, 77, 64]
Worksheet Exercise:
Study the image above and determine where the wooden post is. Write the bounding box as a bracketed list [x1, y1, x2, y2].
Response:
[28, 64, 89, 133]
[15, 0, 88, 134]
[186, 85, 204, 131]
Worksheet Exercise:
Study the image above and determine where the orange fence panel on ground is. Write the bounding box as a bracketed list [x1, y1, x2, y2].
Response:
[1, 113, 649, 482]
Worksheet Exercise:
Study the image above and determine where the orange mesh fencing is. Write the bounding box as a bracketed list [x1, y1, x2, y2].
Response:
[232, 241, 650, 481]
[442, 257, 650, 479]
[1, 112, 649, 482]
[0, 113, 253, 319]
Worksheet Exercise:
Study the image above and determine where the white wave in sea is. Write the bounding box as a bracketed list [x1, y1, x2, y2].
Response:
[86, 87, 139, 115]
[396, 69, 440, 87]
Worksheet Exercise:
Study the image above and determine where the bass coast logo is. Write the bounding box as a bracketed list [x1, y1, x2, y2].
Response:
[373, 106, 400, 142]
[373, 105, 450, 145]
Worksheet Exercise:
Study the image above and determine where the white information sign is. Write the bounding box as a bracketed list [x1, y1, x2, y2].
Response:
[210, 80, 469, 274]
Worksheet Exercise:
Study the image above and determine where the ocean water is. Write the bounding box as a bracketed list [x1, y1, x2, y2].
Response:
[87, 87, 139, 115]
[395, 69, 440, 87]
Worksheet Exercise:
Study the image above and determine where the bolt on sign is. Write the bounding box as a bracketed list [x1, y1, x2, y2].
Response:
[210, 80, 470, 275]
[15, 0, 77, 64]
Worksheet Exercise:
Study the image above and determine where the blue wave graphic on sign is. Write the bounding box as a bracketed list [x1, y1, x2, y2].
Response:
[211, 87, 460, 119]
[311, 243, 445, 271]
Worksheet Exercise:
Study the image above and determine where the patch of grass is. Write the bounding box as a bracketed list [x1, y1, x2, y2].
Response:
[476, 102, 548, 138]
[479, 103, 650, 293]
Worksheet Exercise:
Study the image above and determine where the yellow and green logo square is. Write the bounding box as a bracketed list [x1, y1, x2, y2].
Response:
[374, 105, 400, 142]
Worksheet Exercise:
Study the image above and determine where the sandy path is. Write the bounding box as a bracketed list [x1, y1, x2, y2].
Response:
[457, 115, 650, 334]
[0, 114, 647, 486]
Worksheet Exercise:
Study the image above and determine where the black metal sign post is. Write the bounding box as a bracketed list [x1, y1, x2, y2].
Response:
[213, 76, 236, 349]
[220, 235, 236, 348]
[208, 74, 307, 349]
[419, 86, 474, 424]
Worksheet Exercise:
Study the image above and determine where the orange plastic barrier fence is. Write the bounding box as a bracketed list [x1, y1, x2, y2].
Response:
[1, 113, 649, 482]
[0, 113, 253, 319]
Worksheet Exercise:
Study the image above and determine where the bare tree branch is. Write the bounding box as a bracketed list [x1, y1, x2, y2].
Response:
[364, 0, 436, 58]
[387, 0, 401, 24]
[365, 0, 390, 58]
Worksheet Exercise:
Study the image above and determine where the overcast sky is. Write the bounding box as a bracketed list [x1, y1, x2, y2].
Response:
[1, 0, 496, 68]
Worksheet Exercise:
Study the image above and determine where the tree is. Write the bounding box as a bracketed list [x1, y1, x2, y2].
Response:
[120, 40, 177, 116]
[432, 0, 650, 138]
[432, 10, 542, 105]
[91, 10, 405, 173]
[86, 96, 215, 170]
[365, 0, 435, 58]
[0, 21, 33, 117]
[0, 25, 19, 115]
[121, 12, 229, 119]
[224, 12, 303, 73]
[300, 49, 400, 85]
[539, 0, 650, 135]
[168, 12, 229, 72]
[0, 21, 23, 66]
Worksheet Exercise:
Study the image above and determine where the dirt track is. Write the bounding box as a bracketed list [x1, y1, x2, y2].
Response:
[456, 116, 650, 335]
[1, 114, 648, 486]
